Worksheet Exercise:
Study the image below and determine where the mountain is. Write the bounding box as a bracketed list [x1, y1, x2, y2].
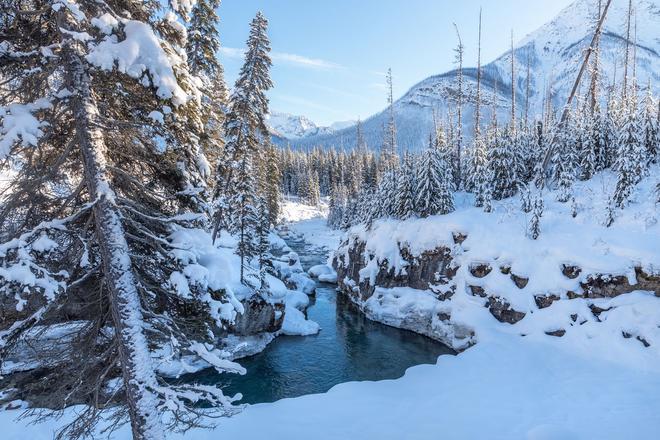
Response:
[291, 0, 660, 151]
[266, 111, 356, 144]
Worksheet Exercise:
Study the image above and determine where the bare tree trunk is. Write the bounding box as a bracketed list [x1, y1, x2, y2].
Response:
[474, 8, 483, 138]
[623, 0, 632, 95]
[525, 54, 531, 126]
[453, 24, 464, 188]
[510, 30, 516, 127]
[540, 0, 613, 175]
[66, 45, 163, 440]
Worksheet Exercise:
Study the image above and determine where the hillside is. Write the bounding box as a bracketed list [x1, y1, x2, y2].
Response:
[289, 0, 660, 151]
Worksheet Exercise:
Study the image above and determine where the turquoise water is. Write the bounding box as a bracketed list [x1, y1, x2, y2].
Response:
[185, 237, 454, 404]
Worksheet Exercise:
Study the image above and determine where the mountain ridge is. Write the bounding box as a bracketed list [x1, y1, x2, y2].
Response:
[284, 0, 660, 151]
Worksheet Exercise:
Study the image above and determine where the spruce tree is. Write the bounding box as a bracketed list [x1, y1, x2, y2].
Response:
[187, 0, 229, 173]
[394, 153, 416, 220]
[0, 2, 243, 438]
[529, 194, 544, 240]
[416, 135, 445, 217]
[613, 92, 644, 208]
[262, 143, 282, 225]
[472, 137, 490, 208]
[641, 86, 658, 164]
[213, 12, 273, 283]
[551, 109, 579, 203]
[488, 124, 517, 200]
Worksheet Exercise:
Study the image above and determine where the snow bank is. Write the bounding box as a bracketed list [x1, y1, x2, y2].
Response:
[336, 168, 660, 351]
[4, 331, 660, 439]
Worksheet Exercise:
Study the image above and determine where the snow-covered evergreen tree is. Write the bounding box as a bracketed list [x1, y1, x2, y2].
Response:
[416, 135, 445, 217]
[0, 2, 244, 437]
[488, 123, 517, 200]
[262, 143, 282, 225]
[551, 108, 579, 203]
[394, 153, 416, 220]
[613, 91, 644, 208]
[529, 193, 544, 240]
[578, 104, 598, 180]
[471, 137, 490, 208]
[213, 12, 273, 283]
[641, 86, 658, 164]
[375, 169, 398, 219]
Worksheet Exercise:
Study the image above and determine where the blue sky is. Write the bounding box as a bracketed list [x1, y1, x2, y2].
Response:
[218, 0, 574, 126]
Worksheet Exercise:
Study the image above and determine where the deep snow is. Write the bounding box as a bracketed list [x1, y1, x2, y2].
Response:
[2, 191, 659, 439]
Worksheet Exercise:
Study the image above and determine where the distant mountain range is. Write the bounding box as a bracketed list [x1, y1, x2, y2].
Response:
[267, 112, 355, 144]
[277, 0, 659, 151]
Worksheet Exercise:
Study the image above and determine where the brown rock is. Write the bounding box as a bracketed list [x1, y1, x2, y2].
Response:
[487, 297, 526, 324]
[534, 294, 559, 309]
[452, 232, 467, 245]
[469, 263, 492, 278]
[511, 273, 529, 289]
[562, 264, 582, 279]
[469, 285, 487, 297]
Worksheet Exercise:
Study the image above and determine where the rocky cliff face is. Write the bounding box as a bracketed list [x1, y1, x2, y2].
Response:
[333, 233, 659, 351]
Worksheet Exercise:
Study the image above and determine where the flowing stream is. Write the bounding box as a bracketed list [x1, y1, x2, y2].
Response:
[186, 234, 454, 404]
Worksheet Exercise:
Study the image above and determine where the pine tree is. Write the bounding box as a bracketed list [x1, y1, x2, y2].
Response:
[213, 12, 273, 283]
[255, 201, 272, 291]
[187, 0, 228, 173]
[529, 194, 544, 240]
[0, 2, 242, 438]
[416, 135, 445, 217]
[395, 153, 416, 220]
[551, 109, 579, 202]
[488, 123, 517, 200]
[472, 137, 490, 208]
[613, 91, 644, 208]
[262, 143, 282, 225]
[641, 86, 658, 164]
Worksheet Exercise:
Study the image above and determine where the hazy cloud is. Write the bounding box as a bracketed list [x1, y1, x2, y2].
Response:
[220, 47, 343, 70]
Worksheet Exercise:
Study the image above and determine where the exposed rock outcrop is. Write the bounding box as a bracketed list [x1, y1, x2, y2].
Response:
[334, 233, 660, 350]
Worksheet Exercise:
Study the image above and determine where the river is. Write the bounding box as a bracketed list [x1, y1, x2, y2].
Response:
[185, 233, 454, 404]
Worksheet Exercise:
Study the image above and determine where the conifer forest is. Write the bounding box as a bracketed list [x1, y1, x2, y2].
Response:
[0, 1, 659, 439]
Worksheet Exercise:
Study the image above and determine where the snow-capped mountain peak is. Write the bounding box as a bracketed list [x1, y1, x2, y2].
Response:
[290, 0, 660, 151]
[267, 111, 356, 141]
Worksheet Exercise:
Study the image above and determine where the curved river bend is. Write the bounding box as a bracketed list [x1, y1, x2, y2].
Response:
[185, 235, 454, 404]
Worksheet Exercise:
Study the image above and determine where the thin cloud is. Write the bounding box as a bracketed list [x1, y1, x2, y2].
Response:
[219, 47, 343, 70]
[369, 82, 388, 91]
[273, 52, 343, 70]
[275, 94, 349, 117]
[218, 47, 246, 59]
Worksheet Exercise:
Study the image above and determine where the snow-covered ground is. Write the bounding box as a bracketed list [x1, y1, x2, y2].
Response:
[3, 327, 660, 439]
[278, 197, 342, 251]
[3, 180, 659, 439]
[335, 168, 660, 351]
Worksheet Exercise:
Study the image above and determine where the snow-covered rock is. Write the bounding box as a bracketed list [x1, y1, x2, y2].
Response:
[333, 167, 660, 352]
[308, 264, 338, 284]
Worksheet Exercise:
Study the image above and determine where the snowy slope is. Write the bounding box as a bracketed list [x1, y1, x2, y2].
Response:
[267, 111, 355, 142]
[294, 0, 660, 151]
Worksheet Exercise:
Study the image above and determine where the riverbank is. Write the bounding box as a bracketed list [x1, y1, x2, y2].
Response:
[2, 198, 659, 439]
